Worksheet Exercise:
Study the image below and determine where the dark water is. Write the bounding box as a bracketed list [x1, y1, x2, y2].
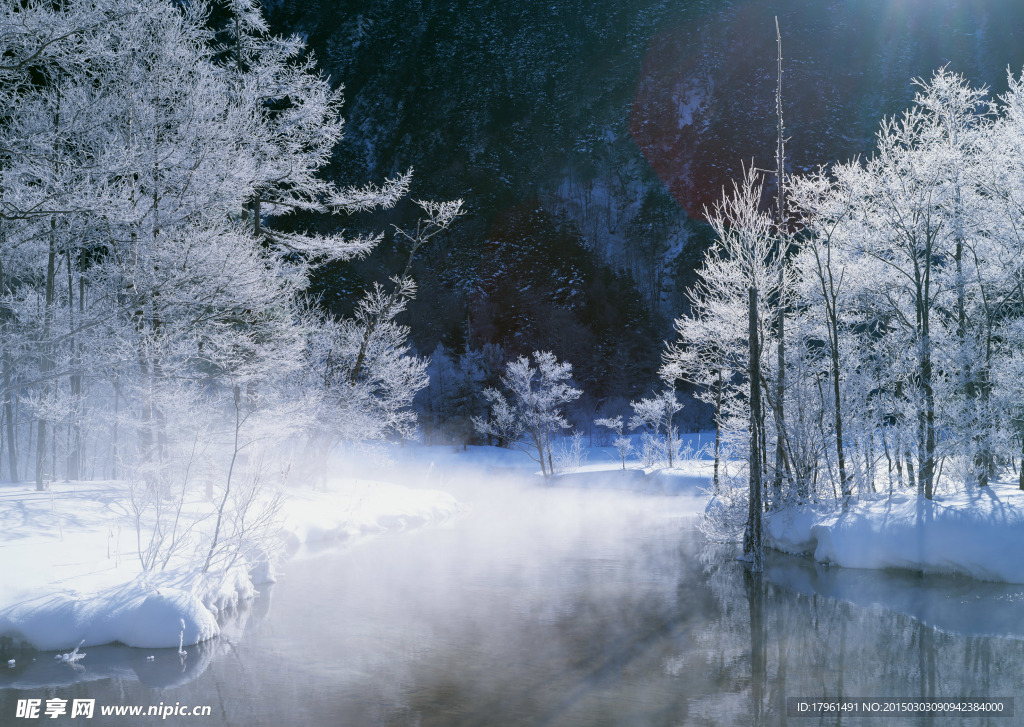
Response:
[2, 480, 1023, 726]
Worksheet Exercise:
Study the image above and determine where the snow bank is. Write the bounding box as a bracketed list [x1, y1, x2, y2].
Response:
[0, 476, 460, 651]
[0, 584, 218, 651]
[767, 483, 1024, 583]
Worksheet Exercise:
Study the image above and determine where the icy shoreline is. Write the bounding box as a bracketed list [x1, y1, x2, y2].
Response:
[766, 482, 1024, 584]
[0, 478, 460, 651]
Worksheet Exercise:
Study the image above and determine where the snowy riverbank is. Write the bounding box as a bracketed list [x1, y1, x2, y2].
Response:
[0, 477, 460, 651]
[766, 482, 1024, 583]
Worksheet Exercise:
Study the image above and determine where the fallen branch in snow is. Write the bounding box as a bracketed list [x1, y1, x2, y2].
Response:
[56, 640, 86, 665]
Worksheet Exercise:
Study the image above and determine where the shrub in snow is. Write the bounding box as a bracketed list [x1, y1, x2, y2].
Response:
[595, 416, 633, 469]
[553, 431, 587, 474]
[629, 390, 683, 467]
[473, 351, 582, 478]
[698, 464, 751, 543]
[475, 388, 522, 448]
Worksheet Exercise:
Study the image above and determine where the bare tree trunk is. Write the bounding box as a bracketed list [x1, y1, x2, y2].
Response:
[830, 305, 851, 508]
[111, 381, 119, 480]
[665, 398, 675, 468]
[773, 16, 788, 505]
[1019, 432, 1024, 490]
[915, 247, 936, 499]
[35, 228, 57, 490]
[920, 330, 936, 500]
[3, 348, 17, 483]
[546, 425, 554, 476]
[24, 402, 32, 482]
[0, 251, 18, 483]
[137, 354, 154, 459]
[744, 286, 764, 572]
[66, 246, 81, 480]
[905, 446, 916, 492]
[713, 367, 723, 493]
[975, 308, 995, 486]
[882, 427, 894, 495]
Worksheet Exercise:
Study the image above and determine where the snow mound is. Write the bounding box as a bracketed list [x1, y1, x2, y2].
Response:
[111, 589, 218, 649]
[767, 484, 1024, 583]
[0, 581, 219, 651]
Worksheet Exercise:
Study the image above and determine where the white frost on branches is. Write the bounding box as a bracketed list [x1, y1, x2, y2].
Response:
[474, 351, 581, 478]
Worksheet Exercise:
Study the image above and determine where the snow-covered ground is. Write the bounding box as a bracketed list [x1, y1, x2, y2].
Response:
[767, 482, 1024, 583]
[0, 475, 459, 652]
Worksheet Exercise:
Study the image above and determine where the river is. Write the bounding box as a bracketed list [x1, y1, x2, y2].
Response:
[1, 474, 1022, 726]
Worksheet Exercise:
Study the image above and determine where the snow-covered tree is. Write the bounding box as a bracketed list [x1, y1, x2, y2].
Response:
[0, 0, 472, 598]
[305, 277, 429, 450]
[667, 165, 782, 569]
[0, 0, 462, 489]
[473, 351, 581, 478]
[790, 69, 995, 500]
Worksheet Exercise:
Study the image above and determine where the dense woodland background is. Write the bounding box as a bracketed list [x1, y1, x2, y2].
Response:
[262, 0, 1024, 427]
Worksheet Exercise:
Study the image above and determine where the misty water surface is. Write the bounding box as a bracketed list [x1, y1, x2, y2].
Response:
[2, 471, 1023, 726]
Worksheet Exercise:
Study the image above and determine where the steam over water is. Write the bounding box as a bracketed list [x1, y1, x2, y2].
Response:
[4, 471, 1023, 726]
